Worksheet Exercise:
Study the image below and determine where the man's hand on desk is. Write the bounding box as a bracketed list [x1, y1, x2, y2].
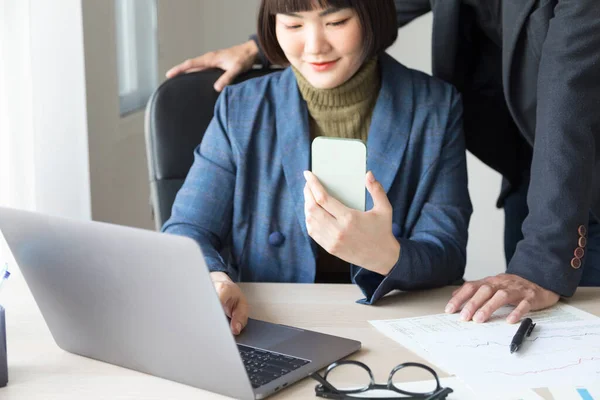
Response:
[210, 271, 249, 335]
[444, 273, 560, 324]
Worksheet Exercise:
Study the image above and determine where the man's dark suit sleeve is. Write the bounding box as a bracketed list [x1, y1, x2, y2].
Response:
[394, 0, 432, 28]
[507, 0, 600, 296]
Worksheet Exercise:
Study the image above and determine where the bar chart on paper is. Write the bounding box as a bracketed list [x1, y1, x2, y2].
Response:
[369, 304, 600, 393]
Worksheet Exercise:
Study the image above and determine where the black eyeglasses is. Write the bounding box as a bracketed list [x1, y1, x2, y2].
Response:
[310, 360, 453, 400]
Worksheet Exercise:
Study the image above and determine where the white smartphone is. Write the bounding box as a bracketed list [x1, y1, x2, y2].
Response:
[311, 137, 366, 211]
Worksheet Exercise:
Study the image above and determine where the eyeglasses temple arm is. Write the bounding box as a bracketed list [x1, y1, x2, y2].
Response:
[425, 387, 454, 400]
[310, 372, 342, 394]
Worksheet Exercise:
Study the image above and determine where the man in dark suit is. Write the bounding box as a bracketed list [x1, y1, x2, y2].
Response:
[166, 0, 600, 323]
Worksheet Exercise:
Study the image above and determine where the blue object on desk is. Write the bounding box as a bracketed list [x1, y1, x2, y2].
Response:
[0, 263, 8, 388]
[0, 262, 9, 293]
[0, 305, 7, 387]
[0, 269, 10, 294]
[577, 388, 595, 400]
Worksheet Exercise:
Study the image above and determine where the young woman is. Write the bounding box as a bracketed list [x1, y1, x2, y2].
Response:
[163, 0, 472, 335]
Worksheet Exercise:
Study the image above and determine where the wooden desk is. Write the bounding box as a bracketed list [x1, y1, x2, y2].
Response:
[2, 270, 600, 399]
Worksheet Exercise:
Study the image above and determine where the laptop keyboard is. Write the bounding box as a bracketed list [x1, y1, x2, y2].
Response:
[238, 344, 311, 389]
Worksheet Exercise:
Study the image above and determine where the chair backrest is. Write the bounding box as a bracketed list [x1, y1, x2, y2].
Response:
[144, 68, 278, 231]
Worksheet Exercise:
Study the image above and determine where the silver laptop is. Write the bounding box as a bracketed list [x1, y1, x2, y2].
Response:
[0, 207, 360, 399]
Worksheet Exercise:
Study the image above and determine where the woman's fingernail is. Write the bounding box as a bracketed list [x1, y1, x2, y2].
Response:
[235, 322, 242, 334]
[367, 171, 375, 183]
[445, 304, 455, 313]
[303, 171, 310, 180]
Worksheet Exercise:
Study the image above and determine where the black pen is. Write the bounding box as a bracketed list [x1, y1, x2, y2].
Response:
[509, 317, 536, 354]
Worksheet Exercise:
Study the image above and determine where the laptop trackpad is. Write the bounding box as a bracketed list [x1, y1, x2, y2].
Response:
[235, 318, 303, 350]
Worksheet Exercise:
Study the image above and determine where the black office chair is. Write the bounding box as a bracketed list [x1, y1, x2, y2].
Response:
[144, 68, 279, 231]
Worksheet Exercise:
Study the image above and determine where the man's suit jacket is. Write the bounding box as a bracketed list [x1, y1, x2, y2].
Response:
[163, 54, 472, 305]
[394, 0, 600, 296]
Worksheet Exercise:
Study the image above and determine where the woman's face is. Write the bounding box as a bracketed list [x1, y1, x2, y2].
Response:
[275, 7, 364, 89]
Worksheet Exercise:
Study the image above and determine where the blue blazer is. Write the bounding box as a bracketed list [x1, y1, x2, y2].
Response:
[163, 53, 472, 304]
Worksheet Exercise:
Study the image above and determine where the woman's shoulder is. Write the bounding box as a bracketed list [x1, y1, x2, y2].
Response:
[224, 69, 289, 102]
[216, 69, 298, 125]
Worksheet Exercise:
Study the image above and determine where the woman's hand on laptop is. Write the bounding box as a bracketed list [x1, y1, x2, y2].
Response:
[210, 272, 249, 335]
[303, 171, 400, 276]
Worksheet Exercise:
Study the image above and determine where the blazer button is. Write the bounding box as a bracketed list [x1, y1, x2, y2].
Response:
[574, 247, 585, 259]
[392, 223, 402, 238]
[578, 225, 587, 237]
[579, 237, 587, 248]
[571, 257, 582, 269]
[268, 231, 285, 247]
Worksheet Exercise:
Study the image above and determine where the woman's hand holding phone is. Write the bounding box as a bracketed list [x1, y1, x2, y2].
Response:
[303, 170, 400, 276]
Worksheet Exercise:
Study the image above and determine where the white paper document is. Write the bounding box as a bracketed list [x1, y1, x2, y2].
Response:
[369, 304, 600, 392]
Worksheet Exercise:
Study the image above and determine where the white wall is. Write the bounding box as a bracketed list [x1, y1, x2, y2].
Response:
[0, 0, 91, 220]
[0, 0, 35, 210]
[157, 0, 261, 71]
[30, 0, 91, 219]
[388, 13, 506, 279]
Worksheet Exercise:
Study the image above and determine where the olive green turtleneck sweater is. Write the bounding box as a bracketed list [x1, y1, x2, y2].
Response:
[292, 58, 381, 283]
[292, 58, 381, 144]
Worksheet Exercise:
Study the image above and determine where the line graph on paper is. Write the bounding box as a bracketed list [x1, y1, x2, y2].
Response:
[369, 303, 600, 393]
[455, 331, 600, 348]
[423, 322, 600, 353]
[417, 322, 600, 392]
[485, 356, 600, 377]
[444, 327, 600, 357]
[472, 353, 600, 391]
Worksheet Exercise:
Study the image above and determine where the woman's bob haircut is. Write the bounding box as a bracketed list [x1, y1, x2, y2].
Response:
[257, 0, 398, 65]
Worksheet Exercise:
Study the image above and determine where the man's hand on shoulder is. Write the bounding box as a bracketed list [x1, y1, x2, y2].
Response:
[166, 40, 259, 92]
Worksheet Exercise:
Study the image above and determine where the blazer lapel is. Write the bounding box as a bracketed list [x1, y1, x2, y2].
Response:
[502, 0, 536, 105]
[275, 69, 315, 254]
[365, 54, 413, 211]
